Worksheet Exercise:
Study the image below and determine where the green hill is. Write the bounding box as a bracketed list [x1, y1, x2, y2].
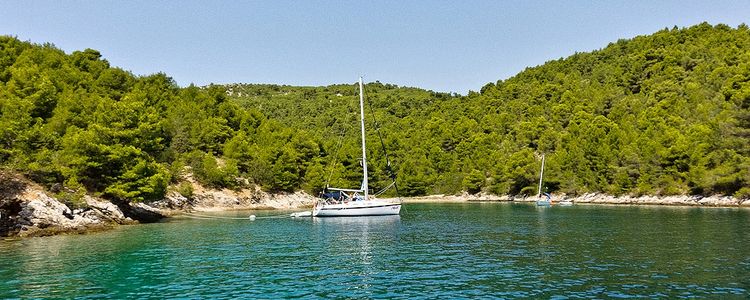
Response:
[470, 23, 750, 198]
[225, 23, 750, 198]
[1, 22, 749, 204]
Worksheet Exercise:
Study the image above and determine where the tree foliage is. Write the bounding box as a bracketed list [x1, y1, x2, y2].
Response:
[0, 36, 318, 202]
[1, 23, 749, 202]
[225, 23, 750, 198]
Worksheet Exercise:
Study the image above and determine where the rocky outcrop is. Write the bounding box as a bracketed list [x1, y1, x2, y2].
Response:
[82, 196, 129, 223]
[106, 199, 169, 224]
[1, 189, 135, 237]
[0, 172, 167, 237]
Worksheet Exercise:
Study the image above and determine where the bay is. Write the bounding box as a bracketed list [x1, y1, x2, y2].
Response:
[1, 203, 748, 299]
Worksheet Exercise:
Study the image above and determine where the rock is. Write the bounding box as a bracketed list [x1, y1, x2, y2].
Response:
[0, 173, 138, 237]
[13, 189, 113, 236]
[18, 190, 78, 229]
[697, 196, 739, 206]
[149, 191, 191, 210]
[84, 196, 132, 224]
[114, 201, 166, 223]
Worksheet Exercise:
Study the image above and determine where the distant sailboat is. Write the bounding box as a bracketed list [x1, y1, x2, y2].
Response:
[312, 77, 401, 217]
[535, 154, 551, 207]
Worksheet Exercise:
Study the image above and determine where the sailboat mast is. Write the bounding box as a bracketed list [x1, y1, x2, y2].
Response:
[359, 77, 369, 201]
[537, 154, 545, 197]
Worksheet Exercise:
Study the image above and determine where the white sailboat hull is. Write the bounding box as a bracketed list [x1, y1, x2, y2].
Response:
[314, 201, 401, 217]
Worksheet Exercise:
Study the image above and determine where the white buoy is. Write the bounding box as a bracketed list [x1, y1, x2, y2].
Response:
[248, 215, 256, 220]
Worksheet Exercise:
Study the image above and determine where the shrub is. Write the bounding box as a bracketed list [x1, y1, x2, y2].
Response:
[177, 181, 194, 199]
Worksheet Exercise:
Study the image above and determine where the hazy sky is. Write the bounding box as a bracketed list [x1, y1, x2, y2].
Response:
[1, 1, 748, 94]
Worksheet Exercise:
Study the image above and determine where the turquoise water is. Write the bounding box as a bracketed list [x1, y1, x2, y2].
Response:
[1, 203, 748, 299]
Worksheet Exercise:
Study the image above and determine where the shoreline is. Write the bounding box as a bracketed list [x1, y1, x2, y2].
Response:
[3, 177, 748, 238]
[400, 193, 750, 208]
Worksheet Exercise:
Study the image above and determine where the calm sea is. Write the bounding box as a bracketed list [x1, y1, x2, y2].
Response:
[1, 203, 748, 299]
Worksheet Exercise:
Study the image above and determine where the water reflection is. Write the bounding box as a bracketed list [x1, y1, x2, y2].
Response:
[312, 215, 401, 260]
[310, 215, 401, 296]
[312, 215, 401, 227]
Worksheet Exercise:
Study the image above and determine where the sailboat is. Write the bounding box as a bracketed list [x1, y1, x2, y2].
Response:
[312, 77, 402, 217]
[535, 154, 551, 207]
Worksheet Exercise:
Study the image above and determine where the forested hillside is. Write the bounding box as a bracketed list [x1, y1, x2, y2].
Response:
[226, 23, 750, 198]
[0, 36, 322, 206]
[1, 23, 749, 204]
[472, 23, 748, 198]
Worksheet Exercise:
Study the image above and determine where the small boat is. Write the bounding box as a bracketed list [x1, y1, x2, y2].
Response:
[536, 198, 551, 207]
[313, 77, 401, 217]
[536, 199, 551, 207]
[535, 154, 551, 207]
[558, 199, 574, 206]
[290, 211, 312, 217]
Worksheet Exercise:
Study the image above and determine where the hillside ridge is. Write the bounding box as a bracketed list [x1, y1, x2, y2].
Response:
[0, 22, 748, 204]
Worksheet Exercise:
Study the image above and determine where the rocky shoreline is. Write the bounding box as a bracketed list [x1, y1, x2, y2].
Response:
[0, 173, 315, 238]
[2, 173, 747, 238]
[406, 193, 750, 207]
[0, 175, 134, 237]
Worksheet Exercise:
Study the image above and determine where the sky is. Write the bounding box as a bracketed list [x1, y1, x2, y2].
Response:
[1, 1, 749, 94]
